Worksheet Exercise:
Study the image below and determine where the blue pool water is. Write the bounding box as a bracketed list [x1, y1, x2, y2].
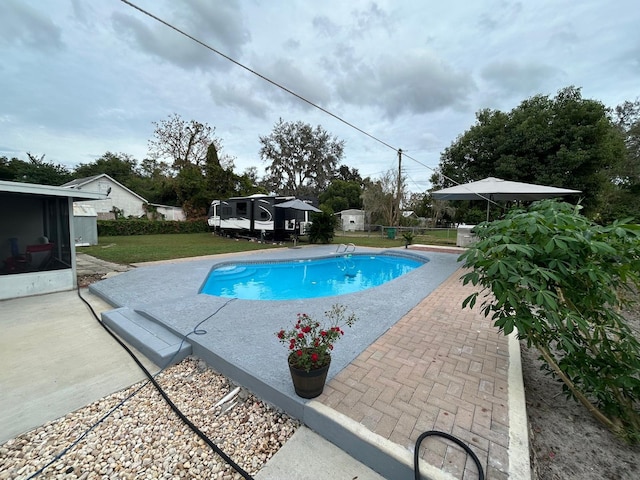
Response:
[200, 254, 426, 300]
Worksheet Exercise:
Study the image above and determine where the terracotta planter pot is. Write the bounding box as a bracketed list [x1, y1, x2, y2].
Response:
[288, 356, 331, 399]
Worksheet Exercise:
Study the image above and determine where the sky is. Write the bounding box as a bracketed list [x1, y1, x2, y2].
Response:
[1, 0, 638, 193]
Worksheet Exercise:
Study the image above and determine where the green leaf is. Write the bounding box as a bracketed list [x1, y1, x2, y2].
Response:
[544, 238, 555, 253]
[462, 293, 477, 310]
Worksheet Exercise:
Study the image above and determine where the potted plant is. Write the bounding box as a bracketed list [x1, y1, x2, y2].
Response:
[276, 304, 358, 398]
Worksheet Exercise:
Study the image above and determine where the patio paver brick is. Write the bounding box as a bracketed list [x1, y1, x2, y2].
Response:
[317, 266, 511, 479]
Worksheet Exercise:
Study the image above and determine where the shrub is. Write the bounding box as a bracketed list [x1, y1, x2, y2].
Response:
[307, 210, 337, 244]
[459, 199, 640, 443]
[97, 219, 208, 236]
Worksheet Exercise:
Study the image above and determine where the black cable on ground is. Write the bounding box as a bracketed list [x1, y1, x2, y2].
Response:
[414, 430, 485, 480]
[28, 286, 253, 479]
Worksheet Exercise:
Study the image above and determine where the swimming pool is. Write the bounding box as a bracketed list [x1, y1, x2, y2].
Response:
[200, 253, 426, 300]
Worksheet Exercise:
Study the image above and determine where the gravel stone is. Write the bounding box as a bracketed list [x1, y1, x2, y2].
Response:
[0, 357, 299, 479]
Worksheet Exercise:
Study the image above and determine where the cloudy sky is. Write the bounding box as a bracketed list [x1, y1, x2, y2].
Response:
[1, 0, 638, 192]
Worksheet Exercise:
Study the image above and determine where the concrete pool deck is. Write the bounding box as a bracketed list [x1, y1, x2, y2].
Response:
[85, 245, 530, 479]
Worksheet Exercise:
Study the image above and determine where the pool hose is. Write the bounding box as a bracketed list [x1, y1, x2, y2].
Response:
[414, 430, 485, 480]
[76, 287, 254, 479]
[27, 287, 254, 479]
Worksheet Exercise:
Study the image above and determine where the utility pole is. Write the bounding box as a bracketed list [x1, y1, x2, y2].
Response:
[396, 149, 402, 226]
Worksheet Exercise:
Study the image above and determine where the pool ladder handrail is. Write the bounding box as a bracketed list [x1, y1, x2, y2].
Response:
[335, 243, 356, 253]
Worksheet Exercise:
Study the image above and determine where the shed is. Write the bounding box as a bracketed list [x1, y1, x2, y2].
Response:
[73, 204, 98, 246]
[338, 209, 365, 231]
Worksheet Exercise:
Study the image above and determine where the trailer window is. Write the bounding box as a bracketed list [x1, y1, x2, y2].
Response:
[236, 202, 247, 215]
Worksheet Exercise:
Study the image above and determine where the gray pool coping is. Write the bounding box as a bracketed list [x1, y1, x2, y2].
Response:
[89, 246, 461, 416]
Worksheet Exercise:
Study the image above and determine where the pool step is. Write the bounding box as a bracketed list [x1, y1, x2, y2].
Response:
[209, 266, 258, 281]
[101, 307, 191, 367]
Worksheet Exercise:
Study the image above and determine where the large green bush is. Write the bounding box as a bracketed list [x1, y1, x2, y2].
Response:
[459, 200, 640, 443]
[97, 219, 208, 236]
[307, 210, 337, 244]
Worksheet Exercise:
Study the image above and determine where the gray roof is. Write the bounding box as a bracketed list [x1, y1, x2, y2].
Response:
[61, 175, 104, 188]
[0, 179, 106, 200]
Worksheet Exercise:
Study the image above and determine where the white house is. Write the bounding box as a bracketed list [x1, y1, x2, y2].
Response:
[338, 209, 365, 231]
[62, 174, 185, 221]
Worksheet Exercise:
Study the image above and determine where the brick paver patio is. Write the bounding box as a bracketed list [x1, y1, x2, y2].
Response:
[319, 266, 511, 479]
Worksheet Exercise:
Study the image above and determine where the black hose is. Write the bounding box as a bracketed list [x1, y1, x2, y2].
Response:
[414, 430, 485, 480]
[75, 286, 254, 480]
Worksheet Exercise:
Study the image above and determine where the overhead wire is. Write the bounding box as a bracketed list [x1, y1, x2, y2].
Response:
[119, 0, 500, 209]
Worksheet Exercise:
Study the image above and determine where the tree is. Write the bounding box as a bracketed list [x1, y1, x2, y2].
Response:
[361, 169, 406, 226]
[598, 99, 640, 222]
[134, 158, 178, 206]
[319, 179, 363, 213]
[0, 154, 73, 185]
[432, 86, 626, 218]
[336, 165, 363, 184]
[74, 152, 137, 185]
[175, 164, 208, 219]
[204, 143, 238, 200]
[259, 119, 345, 197]
[148, 113, 224, 172]
[460, 200, 640, 443]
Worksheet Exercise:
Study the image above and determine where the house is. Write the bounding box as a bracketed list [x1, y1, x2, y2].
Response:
[337, 209, 365, 231]
[0, 180, 106, 300]
[62, 174, 185, 221]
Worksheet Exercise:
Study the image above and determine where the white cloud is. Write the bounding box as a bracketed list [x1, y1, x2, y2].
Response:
[0, 0, 638, 192]
[480, 61, 561, 97]
[0, 0, 64, 51]
[111, 0, 250, 71]
[335, 51, 476, 118]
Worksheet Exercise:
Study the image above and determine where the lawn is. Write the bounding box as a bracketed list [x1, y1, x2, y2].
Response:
[79, 229, 458, 264]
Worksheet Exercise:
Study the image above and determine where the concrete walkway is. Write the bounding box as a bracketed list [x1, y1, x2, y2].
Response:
[0, 289, 156, 445]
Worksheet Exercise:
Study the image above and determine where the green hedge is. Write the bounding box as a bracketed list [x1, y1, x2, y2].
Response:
[97, 219, 209, 236]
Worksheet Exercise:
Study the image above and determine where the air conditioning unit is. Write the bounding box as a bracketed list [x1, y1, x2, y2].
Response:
[456, 225, 477, 247]
[299, 221, 312, 234]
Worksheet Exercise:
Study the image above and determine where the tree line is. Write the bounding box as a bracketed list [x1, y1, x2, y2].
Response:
[427, 86, 640, 224]
[2, 86, 639, 225]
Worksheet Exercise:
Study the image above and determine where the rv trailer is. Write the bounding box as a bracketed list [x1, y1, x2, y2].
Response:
[207, 194, 316, 240]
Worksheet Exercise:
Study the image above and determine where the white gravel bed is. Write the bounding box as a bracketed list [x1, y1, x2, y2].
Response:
[0, 357, 299, 479]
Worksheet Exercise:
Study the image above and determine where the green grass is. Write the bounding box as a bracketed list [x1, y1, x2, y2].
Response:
[79, 233, 282, 264]
[79, 229, 458, 264]
[334, 228, 457, 247]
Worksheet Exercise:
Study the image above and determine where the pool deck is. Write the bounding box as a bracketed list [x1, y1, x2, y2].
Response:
[89, 245, 530, 479]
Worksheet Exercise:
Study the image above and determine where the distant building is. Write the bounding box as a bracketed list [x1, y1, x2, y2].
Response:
[62, 174, 185, 221]
[338, 209, 365, 231]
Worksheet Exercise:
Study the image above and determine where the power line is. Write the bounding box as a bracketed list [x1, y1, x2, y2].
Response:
[119, 0, 397, 153]
[119, 0, 499, 206]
